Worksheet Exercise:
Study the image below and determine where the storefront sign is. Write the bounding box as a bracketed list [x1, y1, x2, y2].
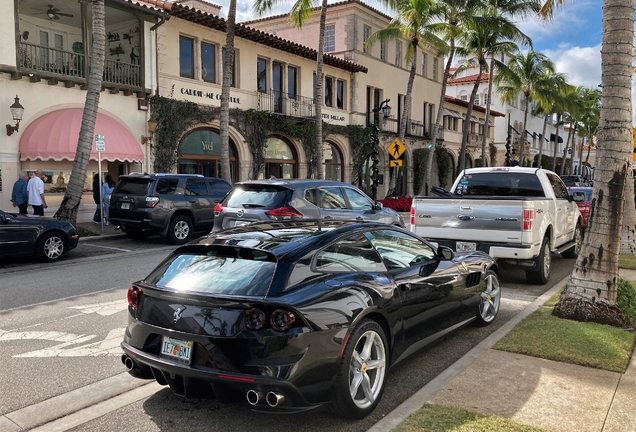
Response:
[322, 113, 346, 122]
[180, 88, 241, 104]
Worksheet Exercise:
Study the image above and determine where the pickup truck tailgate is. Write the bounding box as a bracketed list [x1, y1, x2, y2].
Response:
[412, 198, 525, 243]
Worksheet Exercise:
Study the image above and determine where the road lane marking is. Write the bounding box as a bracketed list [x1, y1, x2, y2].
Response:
[67, 299, 128, 316]
[81, 244, 132, 252]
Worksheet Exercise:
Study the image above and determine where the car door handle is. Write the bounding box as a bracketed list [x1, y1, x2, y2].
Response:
[323, 215, 333, 219]
[399, 283, 411, 291]
[457, 214, 474, 221]
[356, 216, 366, 221]
[188, 199, 197, 203]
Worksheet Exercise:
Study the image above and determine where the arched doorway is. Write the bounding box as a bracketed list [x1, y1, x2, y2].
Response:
[258, 137, 297, 179]
[178, 129, 238, 181]
[323, 142, 343, 181]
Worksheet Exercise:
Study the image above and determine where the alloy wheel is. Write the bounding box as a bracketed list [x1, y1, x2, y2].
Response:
[44, 236, 64, 260]
[574, 227, 582, 255]
[174, 221, 190, 240]
[543, 243, 551, 279]
[349, 330, 386, 409]
[479, 273, 501, 323]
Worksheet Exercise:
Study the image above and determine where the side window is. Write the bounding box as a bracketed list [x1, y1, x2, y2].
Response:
[314, 234, 385, 273]
[343, 187, 373, 210]
[319, 187, 347, 209]
[366, 229, 435, 271]
[548, 174, 568, 199]
[208, 180, 231, 198]
[304, 188, 320, 207]
[185, 178, 208, 196]
[155, 178, 179, 195]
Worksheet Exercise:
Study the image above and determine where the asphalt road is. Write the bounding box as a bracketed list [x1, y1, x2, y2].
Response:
[0, 233, 577, 431]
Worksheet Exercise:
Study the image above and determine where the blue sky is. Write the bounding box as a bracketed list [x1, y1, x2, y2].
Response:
[215, 0, 605, 90]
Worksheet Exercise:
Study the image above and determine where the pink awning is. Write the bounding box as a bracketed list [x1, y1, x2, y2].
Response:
[19, 108, 144, 163]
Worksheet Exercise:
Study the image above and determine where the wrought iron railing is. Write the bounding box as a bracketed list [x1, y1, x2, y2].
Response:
[102, 58, 141, 87]
[257, 89, 314, 118]
[19, 42, 85, 78]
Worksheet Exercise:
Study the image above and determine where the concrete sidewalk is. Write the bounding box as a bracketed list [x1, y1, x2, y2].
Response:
[75, 220, 122, 237]
[370, 270, 636, 432]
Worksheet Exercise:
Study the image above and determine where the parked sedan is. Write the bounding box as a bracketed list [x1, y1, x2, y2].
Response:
[121, 220, 500, 419]
[568, 186, 593, 227]
[0, 210, 80, 262]
[212, 179, 404, 232]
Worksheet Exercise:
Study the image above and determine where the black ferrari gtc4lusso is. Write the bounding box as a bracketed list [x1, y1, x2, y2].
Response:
[121, 220, 500, 419]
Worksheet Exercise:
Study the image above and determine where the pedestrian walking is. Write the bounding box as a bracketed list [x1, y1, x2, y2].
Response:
[102, 175, 116, 225]
[11, 171, 29, 215]
[27, 169, 47, 216]
[93, 174, 101, 224]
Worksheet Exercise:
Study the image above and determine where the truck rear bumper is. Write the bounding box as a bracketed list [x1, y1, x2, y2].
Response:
[429, 239, 539, 260]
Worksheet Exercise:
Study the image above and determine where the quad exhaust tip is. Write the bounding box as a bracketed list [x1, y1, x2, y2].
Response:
[246, 390, 262, 406]
[266, 392, 285, 407]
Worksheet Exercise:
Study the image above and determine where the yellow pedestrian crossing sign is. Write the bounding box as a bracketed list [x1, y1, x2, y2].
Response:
[387, 138, 406, 159]
[390, 159, 403, 167]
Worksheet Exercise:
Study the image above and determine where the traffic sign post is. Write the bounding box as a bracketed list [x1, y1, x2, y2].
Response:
[95, 135, 106, 233]
[387, 138, 406, 159]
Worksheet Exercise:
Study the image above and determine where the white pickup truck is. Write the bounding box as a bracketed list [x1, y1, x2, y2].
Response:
[409, 167, 583, 284]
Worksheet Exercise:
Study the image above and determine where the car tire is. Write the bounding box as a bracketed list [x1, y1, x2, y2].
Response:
[526, 236, 551, 285]
[36, 232, 66, 262]
[474, 270, 501, 326]
[561, 224, 582, 258]
[168, 215, 193, 245]
[330, 319, 388, 419]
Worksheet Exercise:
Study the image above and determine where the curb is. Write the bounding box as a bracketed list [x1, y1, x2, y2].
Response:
[366, 274, 569, 432]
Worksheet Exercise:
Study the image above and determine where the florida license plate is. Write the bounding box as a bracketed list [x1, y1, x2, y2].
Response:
[121, 202, 130, 210]
[456, 241, 476, 252]
[233, 220, 250, 227]
[161, 336, 193, 364]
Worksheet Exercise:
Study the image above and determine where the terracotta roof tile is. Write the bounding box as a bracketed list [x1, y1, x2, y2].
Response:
[447, 73, 489, 84]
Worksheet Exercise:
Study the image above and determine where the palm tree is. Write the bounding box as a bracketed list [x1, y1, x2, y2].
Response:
[368, 0, 443, 196]
[454, 16, 522, 173]
[254, 0, 329, 179]
[531, 71, 568, 167]
[54, 0, 105, 224]
[541, 0, 634, 326]
[219, 0, 236, 184]
[495, 50, 555, 166]
[558, 85, 584, 175]
[421, 0, 479, 194]
[479, 0, 541, 166]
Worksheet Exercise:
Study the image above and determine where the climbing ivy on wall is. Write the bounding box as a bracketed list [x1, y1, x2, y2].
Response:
[148, 96, 374, 181]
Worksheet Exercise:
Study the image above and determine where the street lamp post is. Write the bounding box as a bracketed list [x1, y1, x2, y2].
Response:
[370, 98, 391, 200]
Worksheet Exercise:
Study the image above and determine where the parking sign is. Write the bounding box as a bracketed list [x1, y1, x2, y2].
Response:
[95, 134, 106, 152]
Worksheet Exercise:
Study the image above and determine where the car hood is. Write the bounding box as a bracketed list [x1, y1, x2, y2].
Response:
[7, 214, 76, 230]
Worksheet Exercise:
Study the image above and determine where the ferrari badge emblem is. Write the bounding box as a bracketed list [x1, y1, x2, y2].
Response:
[462, 262, 468, 271]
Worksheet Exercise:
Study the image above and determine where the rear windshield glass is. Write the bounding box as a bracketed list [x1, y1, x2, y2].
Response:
[455, 173, 545, 197]
[145, 246, 276, 297]
[224, 185, 292, 210]
[114, 178, 152, 196]
[569, 189, 592, 201]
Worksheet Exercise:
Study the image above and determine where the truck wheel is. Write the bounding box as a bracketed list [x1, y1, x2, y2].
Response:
[561, 224, 582, 258]
[168, 215, 193, 245]
[526, 237, 551, 285]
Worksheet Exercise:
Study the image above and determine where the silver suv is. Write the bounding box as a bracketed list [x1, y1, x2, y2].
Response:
[212, 179, 404, 232]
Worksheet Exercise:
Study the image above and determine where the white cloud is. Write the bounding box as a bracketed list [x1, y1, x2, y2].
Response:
[544, 44, 601, 88]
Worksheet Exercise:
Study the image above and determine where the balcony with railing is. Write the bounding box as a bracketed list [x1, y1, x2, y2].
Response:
[19, 42, 85, 79]
[257, 89, 314, 118]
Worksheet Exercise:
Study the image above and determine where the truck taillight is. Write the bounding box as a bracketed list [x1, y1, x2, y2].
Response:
[410, 203, 415, 227]
[523, 209, 535, 231]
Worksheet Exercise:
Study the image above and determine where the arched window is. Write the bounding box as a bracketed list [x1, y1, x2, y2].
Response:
[258, 137, 297, 179]
[323, 142, 343, 181]
[178, 129, 237, 181]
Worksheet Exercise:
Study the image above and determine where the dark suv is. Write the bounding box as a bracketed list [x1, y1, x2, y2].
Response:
[109, 173, 232, 244]
[212, 179, 404, 232]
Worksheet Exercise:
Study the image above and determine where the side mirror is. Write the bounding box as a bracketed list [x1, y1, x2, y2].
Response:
[438, 245, 454, 261]
[373, 202, 383, 210]
[572, 191, 586, 203]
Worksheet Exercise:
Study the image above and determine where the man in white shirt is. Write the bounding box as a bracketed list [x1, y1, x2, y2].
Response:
[27, 169, 48, 216]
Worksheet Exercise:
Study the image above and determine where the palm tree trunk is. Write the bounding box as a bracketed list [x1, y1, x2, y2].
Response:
[54, 0, 105, 224]
[537, 115, 548, 168]
[554, 0, 634, 326]
[577, 133, 586, 174]
[423, 40, 456, 195]
[480, 56, 495, 167]
[568, 124, 577, 175]
[559, 122, 573, 175]
[219, 0, 236, 184]
[584, 134, 592, 165]
[459, 70, 483, 173]
[551, 114, 561, 171]
[520, 95, 530, 166]
[312, 0, 328, 180]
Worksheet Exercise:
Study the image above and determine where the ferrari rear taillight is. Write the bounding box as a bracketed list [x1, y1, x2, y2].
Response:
[244, 307, 298, 332]
[522, 208, 535, 231]
[127, 286, 143, 310]
[145, 197, 160, 208]
[264, 206, 303, 220]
